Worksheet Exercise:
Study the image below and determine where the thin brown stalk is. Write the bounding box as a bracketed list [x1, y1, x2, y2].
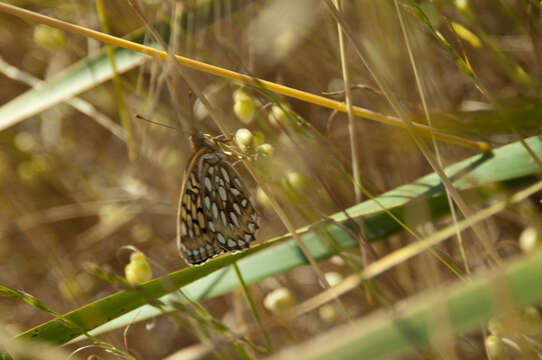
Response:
[95, 0, 137, 161]
[331, 0, 372, 302]
[332, 0, 360, 203]
[393, 0, 471, 275]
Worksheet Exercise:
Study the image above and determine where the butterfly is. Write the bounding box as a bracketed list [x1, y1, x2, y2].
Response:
[177, 128, 260, 265]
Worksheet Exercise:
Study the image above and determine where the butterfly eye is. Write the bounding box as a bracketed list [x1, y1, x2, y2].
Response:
[177, 131, 260, 265]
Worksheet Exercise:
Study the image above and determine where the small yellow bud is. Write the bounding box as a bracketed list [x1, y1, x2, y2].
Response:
[252, 131, 265, 147]
[519, 227, 539, 253]
[454, 0, 468, 11]
[485, 335, 507, 360]
[125, 252, 152, 285]
[233, 89, 256, 124]
[234, 128, 254, 152]
[193, 98, 208, 120]
[233, 88, 252, 103]
[34, 24, 66, 49]
[256, 143, 274, 158]
[14, 132, 35, 152]
[268, 104, 289, 126]
[330, 255, 345, 266]
[324, 272, 343, 287]
[286, 171, 310, 192]
[263, 287, 295, 313]
[233, 99, 255, 124]
[319, 304, 336, 323]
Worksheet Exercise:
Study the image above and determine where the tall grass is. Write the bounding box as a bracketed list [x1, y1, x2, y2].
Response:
[0, 1, 542, 359]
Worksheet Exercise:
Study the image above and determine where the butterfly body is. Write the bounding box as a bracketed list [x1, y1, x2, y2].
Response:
[177, 129, 260, 265]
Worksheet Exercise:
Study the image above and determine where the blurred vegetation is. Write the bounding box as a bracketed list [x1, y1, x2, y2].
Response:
[1, 0, 542, 359]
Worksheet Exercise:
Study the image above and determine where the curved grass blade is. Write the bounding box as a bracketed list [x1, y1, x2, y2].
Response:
[14, 135, 542, 345]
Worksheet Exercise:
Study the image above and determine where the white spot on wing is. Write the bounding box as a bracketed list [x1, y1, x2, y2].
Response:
[218, 186, 227, 201]
[233, 203, 242, 215]
[204, 196, 211, 209]
[212, 202, 219, 219]
[227, 238, 236, 248]
[231, 188, 241, 196]
[230, 212, 240, 227]
[221, 211, 228, 227]
[217, 232, 226, 244]
[208, 221, 215, 232]
[220, 167, 230, 184]
[205, 177, 212, 191]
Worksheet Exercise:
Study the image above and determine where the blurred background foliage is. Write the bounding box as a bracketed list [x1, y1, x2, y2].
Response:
[1, 0, 542, 359]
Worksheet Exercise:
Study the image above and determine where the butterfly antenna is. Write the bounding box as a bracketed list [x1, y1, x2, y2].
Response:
[135, 114, 179, 131]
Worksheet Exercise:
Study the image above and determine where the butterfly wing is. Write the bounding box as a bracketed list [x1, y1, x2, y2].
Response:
[198, 151, 260, 253]
[177, 148, 223, 265]
[177, 141, 260, 266]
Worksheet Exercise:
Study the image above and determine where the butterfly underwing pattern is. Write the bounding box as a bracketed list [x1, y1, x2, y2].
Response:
[176, 129, 260, 265]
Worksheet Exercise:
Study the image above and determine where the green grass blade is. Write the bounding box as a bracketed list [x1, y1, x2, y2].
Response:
[0, 47, 145, 131]
[14, 135, 542, 345]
